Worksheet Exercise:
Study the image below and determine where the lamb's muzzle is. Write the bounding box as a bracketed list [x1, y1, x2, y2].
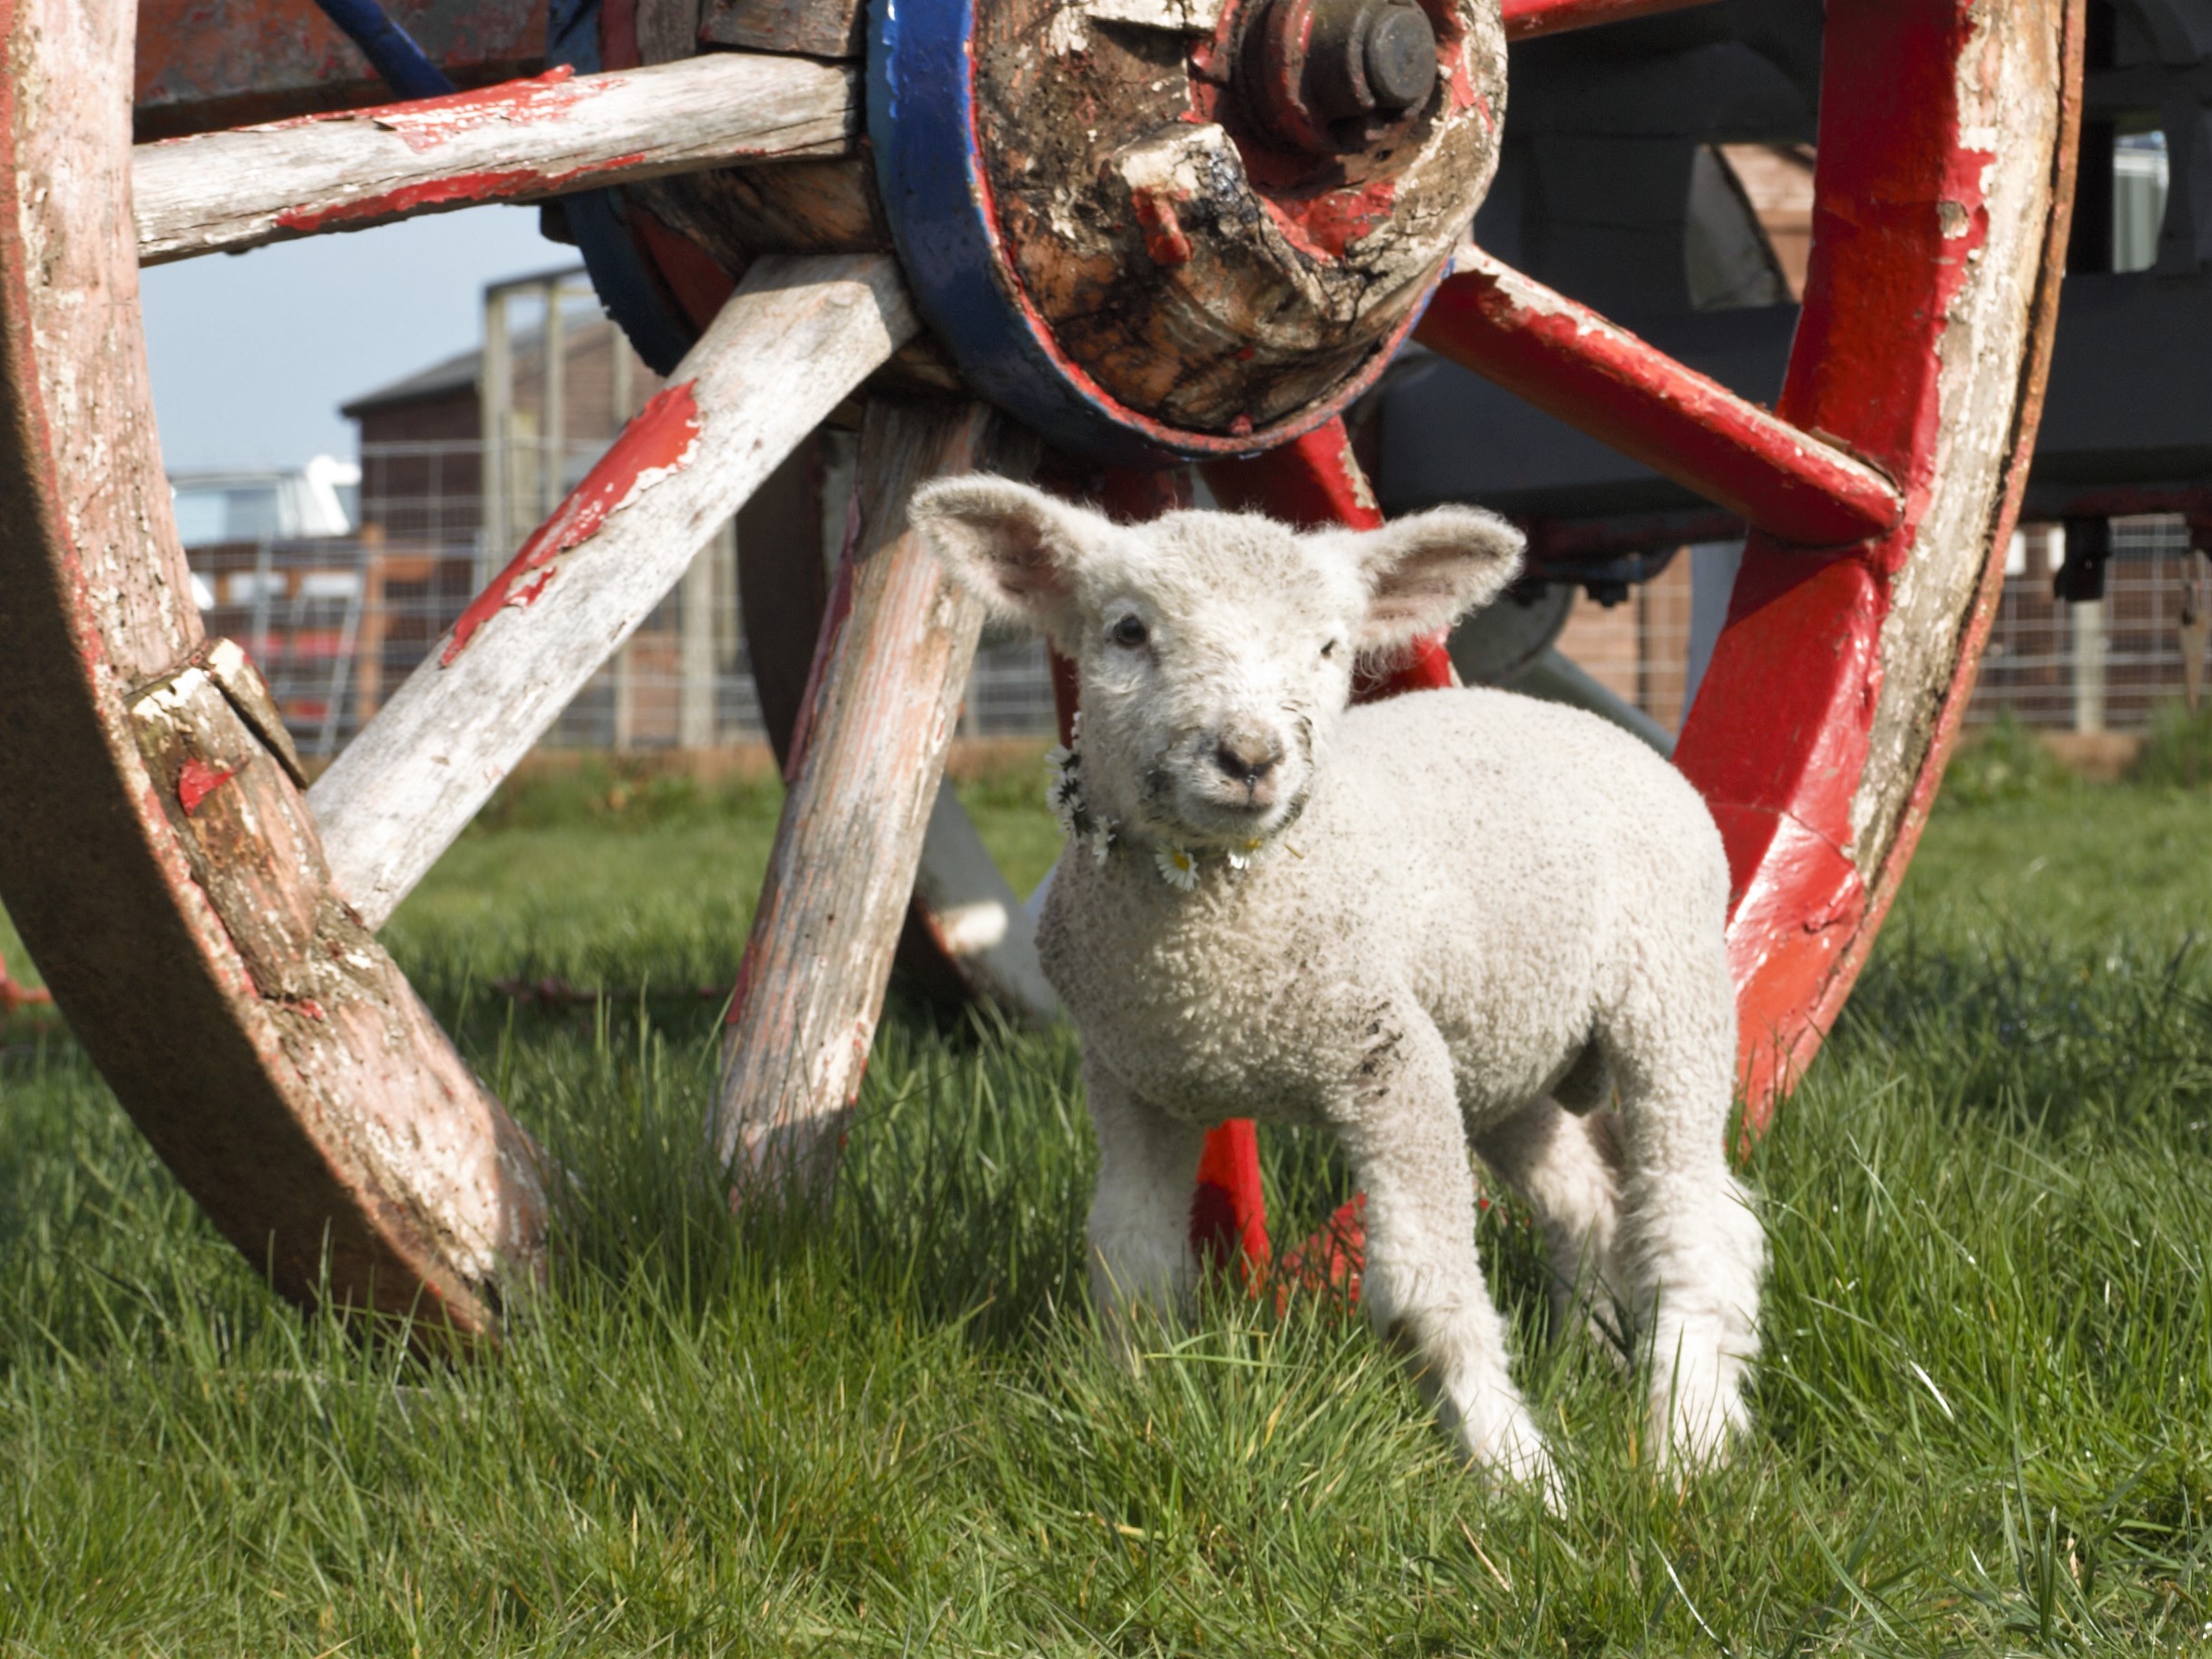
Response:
[907, 475, 1765, 1494]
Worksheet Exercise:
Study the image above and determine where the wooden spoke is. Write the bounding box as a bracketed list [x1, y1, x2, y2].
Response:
[1416, 250, 1906, 549]
[135, 53, 858, 265]
[909, 785, 1059, 1022]
[1501, 0, 1723, 41]
[712, 398, 1032, 1189]
[309, 253, 917, 930]
[1676, 0, 2077, 1115]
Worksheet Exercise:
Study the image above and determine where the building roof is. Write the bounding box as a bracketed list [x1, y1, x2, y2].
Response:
[340, 305, 623, 419]
[339, 344, 482, 418]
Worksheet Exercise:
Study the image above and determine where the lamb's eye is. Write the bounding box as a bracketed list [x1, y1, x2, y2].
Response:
[1321, 638, 1339, 661]
[1110, 615, 1149, 650]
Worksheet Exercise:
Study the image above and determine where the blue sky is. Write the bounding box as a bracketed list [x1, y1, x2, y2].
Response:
[141, 204, 573, 472]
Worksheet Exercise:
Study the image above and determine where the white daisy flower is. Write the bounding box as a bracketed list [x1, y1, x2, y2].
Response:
[1155, 845, 1200, 891]
[1088, 823, 1115, 865]
[1044, 743, 1074, 775]
[1048, 774, 1082, 834]
[1226, 836, 1268, 871]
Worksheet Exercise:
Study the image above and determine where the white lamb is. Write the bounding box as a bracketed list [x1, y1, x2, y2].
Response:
[909, 477, 1764, 1491]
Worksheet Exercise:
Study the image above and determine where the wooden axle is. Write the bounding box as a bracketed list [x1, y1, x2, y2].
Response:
[134, 54, 858, 265]
[712, 398, 1034, 1192]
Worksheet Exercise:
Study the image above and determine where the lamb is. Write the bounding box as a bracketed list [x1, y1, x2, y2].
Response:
[908, 477, 1764, 1492]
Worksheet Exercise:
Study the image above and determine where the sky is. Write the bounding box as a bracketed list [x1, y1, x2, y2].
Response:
[141, 204, 575, 473]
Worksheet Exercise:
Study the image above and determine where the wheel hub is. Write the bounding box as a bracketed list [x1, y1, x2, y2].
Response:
[872, 0, 1508, 462]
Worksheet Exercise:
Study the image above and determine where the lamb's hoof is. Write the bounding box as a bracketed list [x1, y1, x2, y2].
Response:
[1461, 1409, 1565, 1511]
[1646, 1388, 1748, 1477]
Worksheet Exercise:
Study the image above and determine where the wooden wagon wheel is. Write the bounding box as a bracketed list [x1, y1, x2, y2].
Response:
[583, 0, 2082, 1248]
[0, 0, 2075, 1324]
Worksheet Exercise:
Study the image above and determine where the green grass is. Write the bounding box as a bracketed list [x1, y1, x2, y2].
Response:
[5, 745, 2212, 1654]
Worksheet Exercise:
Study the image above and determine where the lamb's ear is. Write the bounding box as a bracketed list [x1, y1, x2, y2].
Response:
[907, 475, 1101, 639]
[1338, 505, 1526, 652]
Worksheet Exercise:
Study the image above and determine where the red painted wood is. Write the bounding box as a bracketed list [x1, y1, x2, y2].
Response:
[442, 382, 702, 662]
[1674, 0, 2079, 1121]
[1416, 252, 1905, 549]
[1500, 0, 1720, 42]
[0, 950, 51, 1011]
[1190, 1118, 1271, 1270]
[132, 0, 544, 140]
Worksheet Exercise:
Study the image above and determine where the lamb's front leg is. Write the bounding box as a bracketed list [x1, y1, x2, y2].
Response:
[1083, 1059, 1207, 1360]
[1333, 1004, 1557, 1500]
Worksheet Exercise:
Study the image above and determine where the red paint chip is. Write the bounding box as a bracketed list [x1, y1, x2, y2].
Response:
[177, 757, 238, 815]
[442, 382, 703, 664]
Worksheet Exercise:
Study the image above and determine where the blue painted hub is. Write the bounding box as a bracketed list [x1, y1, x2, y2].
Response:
[545, 0, 701, 377]
[867, 0, 1217, 467]
[867, 0, 1448, 467]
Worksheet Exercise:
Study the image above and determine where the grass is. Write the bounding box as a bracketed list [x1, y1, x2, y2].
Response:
[5, 737, 2212, 1653]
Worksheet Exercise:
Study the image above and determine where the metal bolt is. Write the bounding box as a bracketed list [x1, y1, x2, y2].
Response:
[1246, 0, 1440, 155]
[1363, 5, 1439, 112]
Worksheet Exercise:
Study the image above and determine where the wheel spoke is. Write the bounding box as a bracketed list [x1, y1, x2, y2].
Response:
[1416, 250, 1904, 549]
[1501, 0, 1723, 41]
[713, 397, 1030, 1190]
[309, 253, 916, 929]
[135, 54, 857, 265]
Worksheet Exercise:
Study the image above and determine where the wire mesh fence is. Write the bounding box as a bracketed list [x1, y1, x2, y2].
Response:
[185, 443, 2210, 765]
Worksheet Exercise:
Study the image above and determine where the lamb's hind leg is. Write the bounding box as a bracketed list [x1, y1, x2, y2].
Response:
[1475, 1099, 1628, 1353]
[1604, 948, 1765, 1471]
[1335, 1004, 1556, 1498]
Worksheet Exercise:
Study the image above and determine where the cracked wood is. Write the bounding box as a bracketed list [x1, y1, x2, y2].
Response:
[712, 398, 1036, 1189]
[135, 53, 858, 264]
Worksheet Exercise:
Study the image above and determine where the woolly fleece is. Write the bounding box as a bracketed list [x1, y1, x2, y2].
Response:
[909, 478, 1764, 1494]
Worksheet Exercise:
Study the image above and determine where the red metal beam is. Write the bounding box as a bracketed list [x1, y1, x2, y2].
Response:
[1501, 0, 1723, 41]
[1416, 250, 1905, 549]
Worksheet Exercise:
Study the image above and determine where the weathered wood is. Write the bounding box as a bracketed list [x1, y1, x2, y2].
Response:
[1673, 0, 2077, 1118]
[711, 399, 1036, 1189]
[0, 0, 547, 1333]
[700, 0, 866, 57]
[896, 0, 1505, 452]
[613, 1, 890, 285]
[135, 54, 858, 265]
[733, 436, 1056, 1024]
[309, 254, 918, 930]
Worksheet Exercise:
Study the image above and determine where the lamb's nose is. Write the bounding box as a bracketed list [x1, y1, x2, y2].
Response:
[1215, 730, 1283, 789]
